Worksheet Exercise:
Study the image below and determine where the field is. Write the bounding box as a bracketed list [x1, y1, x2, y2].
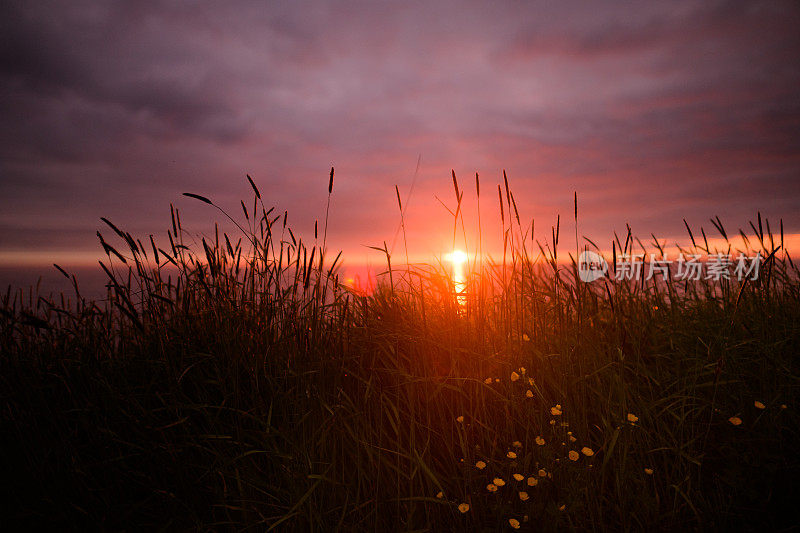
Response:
[1, 174, 798, 531]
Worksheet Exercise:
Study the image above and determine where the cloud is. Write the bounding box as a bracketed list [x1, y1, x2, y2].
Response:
[0, 0, 799, 272]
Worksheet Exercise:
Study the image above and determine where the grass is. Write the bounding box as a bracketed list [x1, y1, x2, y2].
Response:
[1, 170, 799, 531]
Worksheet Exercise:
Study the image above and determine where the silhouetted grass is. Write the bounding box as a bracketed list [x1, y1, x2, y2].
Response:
[1, 170, 798, 531]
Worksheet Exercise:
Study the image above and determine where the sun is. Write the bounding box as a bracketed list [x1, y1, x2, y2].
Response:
[448, 250, 468, 265]
[446, 250, 468, 305]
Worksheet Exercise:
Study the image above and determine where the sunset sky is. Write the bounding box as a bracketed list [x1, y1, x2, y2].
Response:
[1, 0, 799, 280]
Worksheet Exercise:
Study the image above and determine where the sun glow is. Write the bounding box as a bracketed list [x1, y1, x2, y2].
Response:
[448, 250, 468, 265]
[447, 250, 468, 304]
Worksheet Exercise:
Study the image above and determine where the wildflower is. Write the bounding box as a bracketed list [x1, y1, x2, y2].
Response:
[526, 390, 534, 398]
[511, 371, 520, 382]
[568, 450, 579, 461]
[535, 436, 545, 446]
[538, 468, 547, 477]
[493, 477, 506, 487]
[627, 413, 638, 423]
[476, 460, 486, 470]
[754, 401, 765, 410]
[559, 504, 566, 511]
[513, 473, 524, 481]
[527, 477, 538, 486]
[507, 451, 517, 459]
[487, 483, 498, 492]
[436, 491, 444, 499]
[644, 468, 654, 475]
[485, 377, 493, 385]
[522, 333, 530, 341]
[458, 502, 470, 513]
[519, 366, 526, 375]
[581, 447, 594, 456]
[528, 377, 534, 386]
[509, 518, 521, 529]
[456, 415, 464, 423]
[569, 435, 577, 442]
[551, 406, 562, 416]
[728, 416, 742, 426]
[495, 378, 500, 383]
[550, 419, 555, 425]
[518, 491, 529, 501]
[512, 440, 522, 448]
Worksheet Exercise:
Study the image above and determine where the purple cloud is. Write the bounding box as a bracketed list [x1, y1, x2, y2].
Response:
[0, 0, 798, 277]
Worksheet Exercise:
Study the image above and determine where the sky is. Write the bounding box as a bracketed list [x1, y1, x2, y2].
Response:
[1, 0, 800, 281]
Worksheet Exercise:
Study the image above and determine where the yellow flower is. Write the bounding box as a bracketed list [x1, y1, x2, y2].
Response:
[527, 477, 538, 486]
[493, 477, 506, 486]
[487, 483, 498, 492]
[511, 371, 520, 382]
[436, 491, 444, 499]
[728, 416, 742, 426]
[456, 415, 464, 423]
[476, 460, 486, 470]
[528, 377, 534, 385]
[522, 333, 530, 341]
[458, 502, 470, 513]
[644, 468, 654, 475]
[549, 419, 556, 425]
[518, 491, 529, 501]
[535, 436, 545, 446]
[512, 440, 522, 448]
[538, 469, 547, 477]
[485, 377, 493, 385]
[569, 435, 577, 442]
[509, 518, 521, 529]
[513, 473, 524, 481]
[526, 390, 533, 398]
[627, 413, 638, 422]
[507, 451, 517, 459]
[519, 366, 526, 375]
[551, 406, 562, 416]
[581, 447, 594, 456]
[754, 401, 765, 409]
[568, 450, 579, 461]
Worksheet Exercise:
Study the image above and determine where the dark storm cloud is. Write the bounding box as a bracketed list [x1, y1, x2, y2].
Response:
[0, 0, 799, 266]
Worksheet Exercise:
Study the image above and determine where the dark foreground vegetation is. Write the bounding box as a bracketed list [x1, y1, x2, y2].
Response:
[1, 173, 799, 531]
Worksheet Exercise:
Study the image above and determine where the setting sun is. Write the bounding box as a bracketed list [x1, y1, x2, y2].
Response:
[446, 250, 468, 304]
[447, 250, 468, 265]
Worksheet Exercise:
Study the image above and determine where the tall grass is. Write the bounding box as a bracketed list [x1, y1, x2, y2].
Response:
[1, 170, 799, 531]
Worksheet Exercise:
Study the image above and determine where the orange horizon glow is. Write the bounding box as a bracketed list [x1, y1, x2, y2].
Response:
[2, 232, 799, 271]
